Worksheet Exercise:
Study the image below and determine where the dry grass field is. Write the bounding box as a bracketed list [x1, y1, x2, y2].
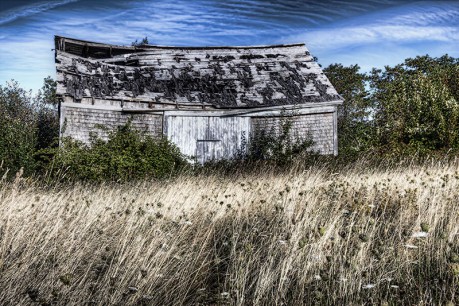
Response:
[0, 160, 458, 305]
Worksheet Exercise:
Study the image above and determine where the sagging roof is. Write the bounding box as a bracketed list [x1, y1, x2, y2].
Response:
[55, 36, 342, 108]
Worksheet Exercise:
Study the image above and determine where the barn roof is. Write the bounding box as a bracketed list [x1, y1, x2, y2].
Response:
[55, 36, 343, 109]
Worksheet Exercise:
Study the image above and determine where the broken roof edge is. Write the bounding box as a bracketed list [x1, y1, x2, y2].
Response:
[59, 93, 343, 108]
[54, 35, 306, 51]
[61, 99, 343, 115]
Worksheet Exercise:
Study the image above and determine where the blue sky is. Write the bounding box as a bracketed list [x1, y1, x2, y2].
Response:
[1, 0, 458, 92]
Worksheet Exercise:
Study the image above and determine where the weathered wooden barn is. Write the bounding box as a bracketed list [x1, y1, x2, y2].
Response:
[55, 36, 343, 163]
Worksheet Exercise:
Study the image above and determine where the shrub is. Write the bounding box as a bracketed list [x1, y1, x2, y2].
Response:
[0, 81, 38, 176]
[41, 122, 187, 182]
[0, 78, 60, 177]
[195, 114, 315, 176]
[236, 113, 315, 166]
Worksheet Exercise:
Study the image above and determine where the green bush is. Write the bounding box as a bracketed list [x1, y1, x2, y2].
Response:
[197, 114, 315, 175]
[0, 78, 60, 177]
[370, 55, 459, 155]
[41, 123, 187, 182]
[0, 81, 38, 176]
[243, 115, 315, 165]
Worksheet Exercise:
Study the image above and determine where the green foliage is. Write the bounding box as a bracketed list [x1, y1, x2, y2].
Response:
[244, 114, 315, 165]
[325, 55, 459, 157]
[324, 64, 374, 156]
[43, 123, 187, 182]
[0, 81, 38, 175]
[36, 76, 58, 107]
[0, 77, 60, 177]
[35, 76, 59, 150]
[370, 55, 459, 155]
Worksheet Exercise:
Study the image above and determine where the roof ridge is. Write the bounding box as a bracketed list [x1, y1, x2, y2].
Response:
[55, 35, 305, 50]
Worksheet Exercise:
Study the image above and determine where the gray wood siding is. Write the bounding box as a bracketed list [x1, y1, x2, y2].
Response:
[61, 105, 163, 143]
[251, 113, 335, 155]
[166, 115, 250, 163]
[60, 105, 336, 159]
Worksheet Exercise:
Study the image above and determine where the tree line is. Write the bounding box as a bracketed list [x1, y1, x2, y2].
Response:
[325, 54, 459, 156]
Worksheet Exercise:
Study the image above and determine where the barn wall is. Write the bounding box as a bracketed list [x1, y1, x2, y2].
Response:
[60, 105, 163, 143]
[59, 102, 338, 160]
[251, 113, 335, 155]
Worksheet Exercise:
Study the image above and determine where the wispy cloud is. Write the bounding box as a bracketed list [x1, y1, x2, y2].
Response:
[286, 2, 459, 45]
[385, 2, 459, 26]
[281, 1, 459, 70]
[298, 25, 459, 51]
[1, 0, 458, 91]
[0, 0, 79, 25]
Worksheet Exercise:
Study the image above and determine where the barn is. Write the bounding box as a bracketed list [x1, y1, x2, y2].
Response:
[54, 36, 343, 163]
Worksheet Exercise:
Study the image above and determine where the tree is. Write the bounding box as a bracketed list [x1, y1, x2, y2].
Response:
[0, 81, 37, 175]
[370, 55, 459, 154]
[132, 37, 149, 47]
[34, 76, 59, 150]
[324, 64, 374, 156]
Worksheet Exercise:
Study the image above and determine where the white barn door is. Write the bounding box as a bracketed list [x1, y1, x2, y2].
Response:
[166, 115, 250, 163]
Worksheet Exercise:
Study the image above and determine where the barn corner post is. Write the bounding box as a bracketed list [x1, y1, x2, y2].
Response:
[54, 36, 344, 163]
[54, 36, 65, 146]
[333, 105, 339, 156]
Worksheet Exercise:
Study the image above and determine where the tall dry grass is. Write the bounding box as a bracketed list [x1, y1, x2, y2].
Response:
[0, 160, 458, 305]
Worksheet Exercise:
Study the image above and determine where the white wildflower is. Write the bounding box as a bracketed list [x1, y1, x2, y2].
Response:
[412, 232, 429, 238]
